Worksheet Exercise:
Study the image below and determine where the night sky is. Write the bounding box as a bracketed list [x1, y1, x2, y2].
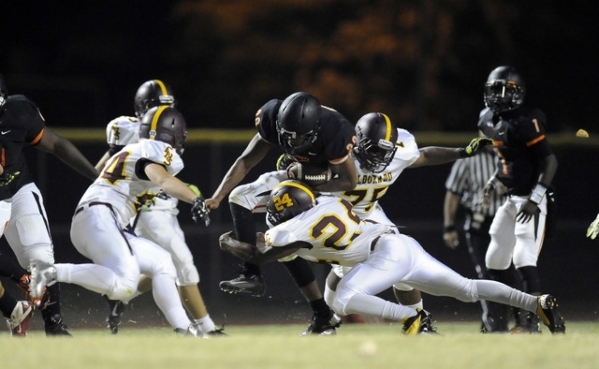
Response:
[2, 1, 598, 132]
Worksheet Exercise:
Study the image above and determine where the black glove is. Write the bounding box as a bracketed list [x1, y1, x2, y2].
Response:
[516, 200, 539, 223]
[276, 154, 296, 171]
[0, 171, 20, 186]
[191, 196, 210, 226]
[460, 137, 493, 157]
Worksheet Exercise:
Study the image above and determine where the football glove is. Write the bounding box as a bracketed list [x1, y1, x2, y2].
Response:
[460, 137, 493, 157]
[587, 214, 599, 240]
[516, 200, 539, 224]
[0, 171, 20, 186]
[276, 154, 296, 171]
[191, 196, 210, 227]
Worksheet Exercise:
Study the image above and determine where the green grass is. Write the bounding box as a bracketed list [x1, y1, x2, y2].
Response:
[2, 322, 599, 369]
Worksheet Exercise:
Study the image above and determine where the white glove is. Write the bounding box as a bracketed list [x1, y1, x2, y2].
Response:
[587, 213, 599, 239]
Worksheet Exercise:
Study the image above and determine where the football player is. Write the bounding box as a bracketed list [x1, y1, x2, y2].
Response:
[29, 106, 211, 336]
[206, 92, 357, 335]
[0, 73, 100, 336]
[0, 163, 34, 336]
[479, 66, 559, 333]
[95, 80, 223, 336]
[320, 112, 492, 329]
[219, 180, 566, 335]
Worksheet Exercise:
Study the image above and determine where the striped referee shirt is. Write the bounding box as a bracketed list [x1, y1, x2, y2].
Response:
[444, 150, 504, 217]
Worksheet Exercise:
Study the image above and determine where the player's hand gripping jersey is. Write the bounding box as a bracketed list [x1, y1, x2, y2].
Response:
[78, 139, 183, 228]
[264, 195, 395, 266]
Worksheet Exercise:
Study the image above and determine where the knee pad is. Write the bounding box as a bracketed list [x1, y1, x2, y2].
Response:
[176, 262, 200, 286]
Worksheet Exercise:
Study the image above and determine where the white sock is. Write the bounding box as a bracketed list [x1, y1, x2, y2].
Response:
[194, 315, 216, 333]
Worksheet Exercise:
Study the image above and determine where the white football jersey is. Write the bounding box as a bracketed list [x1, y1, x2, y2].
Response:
[333, 128, 420, 219]
[106, 116, 141, 146]
[264, 195, 395, 267]
[78, 139, 184, 228]
[105, 115, 179, 213]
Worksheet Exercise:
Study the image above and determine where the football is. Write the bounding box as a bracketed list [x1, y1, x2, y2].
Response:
[287, 162, 333, 186]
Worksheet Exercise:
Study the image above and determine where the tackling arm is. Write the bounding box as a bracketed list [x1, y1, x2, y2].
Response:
[219, 231, 303, 265]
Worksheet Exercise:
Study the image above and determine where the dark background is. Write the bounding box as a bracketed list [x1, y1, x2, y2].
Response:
[1, 1, 599, 331]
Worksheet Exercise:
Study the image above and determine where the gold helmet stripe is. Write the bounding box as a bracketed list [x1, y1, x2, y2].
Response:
[273, 180, 315, 202]
[150, 105, 169, 140]
[154, 79, 168, 95]
[381, 113, 392, 141]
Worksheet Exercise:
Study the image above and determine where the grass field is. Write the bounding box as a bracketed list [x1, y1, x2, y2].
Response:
[2, 322, 599, 369]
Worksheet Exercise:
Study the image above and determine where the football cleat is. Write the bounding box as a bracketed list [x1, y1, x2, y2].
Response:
[45, 313, 72, 337]
[536, 294, 566, 334]
[402, 308, 438, 335]
[175, 325, 202, 337]
[206, 326, 228, 337]
[104, 295, 126, 334]
[29, 260, 57, 299]
[219, 273, 265, 297]
[18, 274, 44, 307]
[509, 311, 541, 334]
[6, 301, 34, 337]
[300, 310, 342, 336]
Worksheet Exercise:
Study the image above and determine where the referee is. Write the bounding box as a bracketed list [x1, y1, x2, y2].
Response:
[442, 148, 519, 332]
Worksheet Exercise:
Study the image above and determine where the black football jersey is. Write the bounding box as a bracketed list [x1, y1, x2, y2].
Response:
[255, 99, 356, 167]
[477, 106, 554, 196]
[0, 95, 46, 200]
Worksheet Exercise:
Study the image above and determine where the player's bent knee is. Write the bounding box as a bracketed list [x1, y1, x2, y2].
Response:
[175, 263, 200, 286]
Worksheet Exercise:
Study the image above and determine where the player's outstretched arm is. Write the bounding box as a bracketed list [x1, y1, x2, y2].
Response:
[206, 134, 273, 210]
[587, 213, 599, 240]
[219, 231, 302, 264]
[35, 127, 100, 181]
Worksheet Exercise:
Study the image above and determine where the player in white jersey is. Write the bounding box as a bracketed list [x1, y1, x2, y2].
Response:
[94, 80, 223, 336]
[28, 106, 212, 336]
[283, 112, 494, 323]
[219, 180, 566, 334]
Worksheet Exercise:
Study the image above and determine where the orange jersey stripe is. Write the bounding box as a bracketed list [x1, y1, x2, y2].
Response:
[526, 135, 545, 147]
[30, 128, 44, 145]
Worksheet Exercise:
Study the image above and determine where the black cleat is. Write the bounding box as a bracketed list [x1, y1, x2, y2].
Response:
[45, 314, 72, 337]
[536, 294, 566, 334]
[206, 327, 228, 337]
[300, 310, 342, 336]
[104, 295, 126, 334]
[219, 274, 265, 297]
[402, 308, 438, 335]
[509, 311, 542, 334]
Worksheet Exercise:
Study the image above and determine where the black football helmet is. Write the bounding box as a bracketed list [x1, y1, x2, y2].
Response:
[276, 92, 322, 154]
[353, 112, 398, 173]
[0, 74, 8, 112]
[139, 106, 187, 155]
[266, 180, 316, 226]
[134, 79, 176, 118]
[483, 66, 526, 113]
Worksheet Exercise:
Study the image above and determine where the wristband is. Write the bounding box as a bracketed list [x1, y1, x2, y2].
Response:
[529, 183, 547, 204]
[458, 148, 467, 158]
[443, 225, 456, 233]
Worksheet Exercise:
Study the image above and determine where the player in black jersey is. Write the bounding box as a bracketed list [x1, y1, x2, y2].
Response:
[206, 92, 357, 335]
[0, 74, 99, 336]
[478, 66, 559, 333]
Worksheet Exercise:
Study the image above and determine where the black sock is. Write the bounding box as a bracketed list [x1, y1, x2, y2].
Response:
[41, 283, 63, 322]
[230, 203, 261, 276]
[310, 298, 330, 317]
[282, 258, 315, 288]
[0, 291, 18, 318]
[517, 266, 541, 295]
